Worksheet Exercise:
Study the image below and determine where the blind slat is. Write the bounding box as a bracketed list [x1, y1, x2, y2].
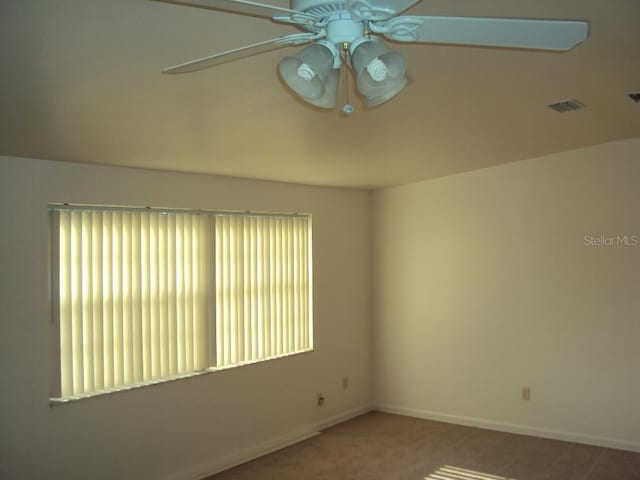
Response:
[91, 212, 104, 391]
[59, 212, 73, 395]
[122, 212, 133, 385]
[167, 215, 177, 376]
[131, 214, 143, 383]
[81, 212, 94, 392]
[102, 212, 114, 391]
[158, 214, 168, 377]
[70, 212, 84, 393]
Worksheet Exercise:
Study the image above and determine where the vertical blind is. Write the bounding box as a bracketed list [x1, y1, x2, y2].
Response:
[51, 207, 312, 399]
[215, 215, 311, 367]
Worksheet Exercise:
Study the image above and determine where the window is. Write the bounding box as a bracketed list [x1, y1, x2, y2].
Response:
[49, 205, 312, 400]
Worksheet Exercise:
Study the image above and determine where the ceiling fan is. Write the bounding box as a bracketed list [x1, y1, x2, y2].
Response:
[153, 0, 589, 111]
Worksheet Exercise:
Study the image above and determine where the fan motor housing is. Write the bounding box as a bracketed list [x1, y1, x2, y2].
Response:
[326, 16, 366, 44]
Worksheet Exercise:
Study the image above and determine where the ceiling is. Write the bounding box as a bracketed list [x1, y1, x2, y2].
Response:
[1, 0, 639, 189]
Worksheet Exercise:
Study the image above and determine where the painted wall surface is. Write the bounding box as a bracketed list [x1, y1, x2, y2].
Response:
[372, 139, 640, 451]
[0, 156, 371, 480]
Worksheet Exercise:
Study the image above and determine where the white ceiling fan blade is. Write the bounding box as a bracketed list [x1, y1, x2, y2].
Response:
[376, 16, 589, 51]
[152, 0, 315, 20]
[346, 0, 423, 21]
[163, 33, 319, 73]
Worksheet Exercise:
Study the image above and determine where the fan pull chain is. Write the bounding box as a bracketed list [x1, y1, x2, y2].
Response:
[341, 43, 354, 115]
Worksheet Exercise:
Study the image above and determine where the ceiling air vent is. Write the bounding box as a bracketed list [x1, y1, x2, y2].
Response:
[547, 99, 585, 113]
[628, 92, 640, 103]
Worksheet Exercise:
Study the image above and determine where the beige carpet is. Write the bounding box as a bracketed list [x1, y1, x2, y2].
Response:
[206, 411, 640, 480]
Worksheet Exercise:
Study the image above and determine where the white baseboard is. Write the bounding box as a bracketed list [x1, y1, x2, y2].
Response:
[314, 403, 373, 431]
[169, 404, 372, 480]
[166, 428, 318, 480]
[374, 404, 640, 453]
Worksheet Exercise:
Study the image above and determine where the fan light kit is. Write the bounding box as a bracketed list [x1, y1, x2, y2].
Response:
[155, 0, 589, 112]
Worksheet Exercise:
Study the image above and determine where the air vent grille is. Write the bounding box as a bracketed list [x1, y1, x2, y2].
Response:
[547, 99, 585, 113]
[628, 92, 640, 103]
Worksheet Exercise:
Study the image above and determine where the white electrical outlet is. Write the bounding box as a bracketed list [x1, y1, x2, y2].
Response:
[522, 387, 531, 401]
[342, 376, 349, 389]
[317, 393, 325, 406]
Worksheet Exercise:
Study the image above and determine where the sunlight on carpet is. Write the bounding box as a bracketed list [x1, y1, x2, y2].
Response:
[425, 465, 517, 480]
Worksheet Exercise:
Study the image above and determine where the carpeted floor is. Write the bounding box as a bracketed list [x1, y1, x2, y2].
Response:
[206, 411, 640, 480]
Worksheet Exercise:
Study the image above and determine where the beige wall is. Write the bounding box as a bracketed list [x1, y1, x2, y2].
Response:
[372, 139, 640, 451]
[0, 156, 372, 480]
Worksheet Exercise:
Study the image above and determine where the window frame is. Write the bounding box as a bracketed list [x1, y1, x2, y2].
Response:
[49, 204, 313, 404]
